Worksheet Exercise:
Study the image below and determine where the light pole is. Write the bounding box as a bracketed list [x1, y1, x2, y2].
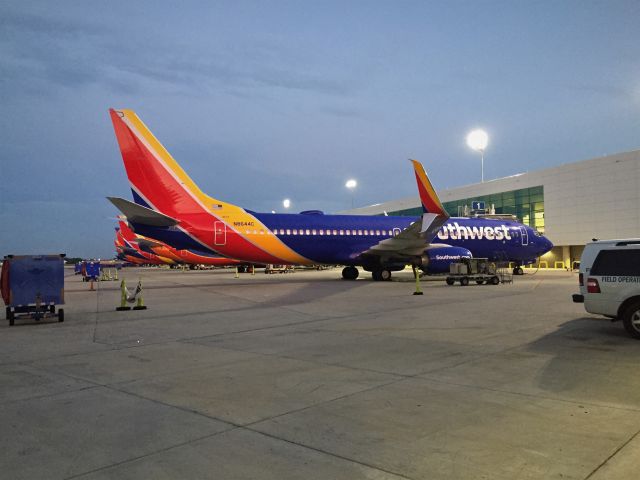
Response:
[466, 129, 489, 182]
[345, 179, 357, 209]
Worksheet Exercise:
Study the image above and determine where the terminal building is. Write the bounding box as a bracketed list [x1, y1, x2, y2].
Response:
[346, 150, 640, 269]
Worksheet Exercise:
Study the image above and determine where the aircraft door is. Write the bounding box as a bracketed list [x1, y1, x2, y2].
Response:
[519, 226, 529, 246]
[214, 221, 227, 246]
[393, 227, 401, 237]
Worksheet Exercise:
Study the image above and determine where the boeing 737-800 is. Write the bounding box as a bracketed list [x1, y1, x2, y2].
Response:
[107, 109, 553, 281]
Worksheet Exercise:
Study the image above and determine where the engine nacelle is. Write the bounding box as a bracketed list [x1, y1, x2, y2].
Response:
[419, 245, 472, 274]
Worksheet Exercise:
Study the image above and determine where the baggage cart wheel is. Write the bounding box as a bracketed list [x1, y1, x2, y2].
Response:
[445, 278, 454, 286]
[490, 276, 500, 285]
[58, 309, 64, 323]
[460, 277, 469, 286]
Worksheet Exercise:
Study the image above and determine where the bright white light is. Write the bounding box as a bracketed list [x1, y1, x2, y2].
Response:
[345, 179, 357, 189]
[466, 129, 489, 152]
[283, 199, 291, 209]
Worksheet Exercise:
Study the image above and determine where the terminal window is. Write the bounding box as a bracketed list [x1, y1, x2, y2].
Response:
[384, 186, 545, 233]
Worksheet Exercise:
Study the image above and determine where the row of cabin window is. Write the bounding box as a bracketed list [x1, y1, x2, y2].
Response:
[244, 228, 399, 237]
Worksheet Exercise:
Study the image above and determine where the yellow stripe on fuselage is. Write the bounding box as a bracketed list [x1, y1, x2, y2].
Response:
[120, 109, 311, 264]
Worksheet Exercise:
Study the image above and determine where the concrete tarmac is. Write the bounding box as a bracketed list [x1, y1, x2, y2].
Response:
[1, 267, 639, 479]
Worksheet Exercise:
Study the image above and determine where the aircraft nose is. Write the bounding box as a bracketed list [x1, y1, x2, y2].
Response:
[541, 235, 553, 254]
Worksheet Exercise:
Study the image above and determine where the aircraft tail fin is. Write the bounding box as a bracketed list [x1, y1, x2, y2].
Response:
[109, 108, 229, 217]
[410, 159, 448, 217]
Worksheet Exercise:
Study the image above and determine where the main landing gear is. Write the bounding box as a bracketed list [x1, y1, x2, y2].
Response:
[371, 269, 392, 281]
[342, 266, 359, 280]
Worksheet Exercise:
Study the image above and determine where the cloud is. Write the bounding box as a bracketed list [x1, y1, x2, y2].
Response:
[563, 83, 634, 100]
[0, 9, 358, 100]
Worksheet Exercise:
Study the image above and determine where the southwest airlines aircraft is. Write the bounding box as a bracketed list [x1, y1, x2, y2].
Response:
[107, 109, 553, 281]
[117, 219, 241, 267]
[114, 226, 172, 265]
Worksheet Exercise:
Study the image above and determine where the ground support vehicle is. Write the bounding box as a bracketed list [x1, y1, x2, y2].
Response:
[80, 261, 101, 282]
[445, 258, 509, 286]
[1, 254, 65, 326]
[265, 264, 295, 274]
[572, 239, 640, 339]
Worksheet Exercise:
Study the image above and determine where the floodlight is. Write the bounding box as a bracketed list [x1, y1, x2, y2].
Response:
[466, 129, 489, 152]
[466, 129, 489, 182]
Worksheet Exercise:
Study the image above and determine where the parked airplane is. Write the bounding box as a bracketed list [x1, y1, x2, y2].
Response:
[115, 231, 153, 265]
[117, 219, 241, 268]
[114, 226, 173, 265]
[107, 109, 553, 281]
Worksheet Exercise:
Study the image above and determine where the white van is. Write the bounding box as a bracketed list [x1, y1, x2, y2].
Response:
[572, 239, 640, 339]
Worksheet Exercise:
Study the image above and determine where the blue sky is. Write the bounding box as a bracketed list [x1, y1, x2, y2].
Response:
[1, 1, 639, 258]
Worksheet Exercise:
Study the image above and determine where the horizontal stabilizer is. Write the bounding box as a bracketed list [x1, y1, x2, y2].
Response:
[135, 237, 165, 249]
[107, 197, 178, 227]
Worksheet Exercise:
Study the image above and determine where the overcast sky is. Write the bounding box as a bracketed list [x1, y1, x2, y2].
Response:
[1, 1, 639, 258]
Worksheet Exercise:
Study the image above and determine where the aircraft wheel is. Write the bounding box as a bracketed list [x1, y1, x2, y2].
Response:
[460, 277, 469, 286]
[622, 300, 640, 339]
[490, 276, 500, 285]
[445, 278, 455, 286]
[7, 307, 14, 326]
[342, 266, 359, 280]
[380, 269, 392, 281]
[372, 271, 382, 281]
[513, 267, 524, 275]
[58, 309, 64, 323]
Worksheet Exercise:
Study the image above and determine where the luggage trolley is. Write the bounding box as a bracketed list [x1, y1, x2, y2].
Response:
[1, 254, 65, 326]
[445, 257, 503, 286]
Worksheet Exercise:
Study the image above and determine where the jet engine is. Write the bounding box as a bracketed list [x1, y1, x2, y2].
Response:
[419, 245, 472, 274]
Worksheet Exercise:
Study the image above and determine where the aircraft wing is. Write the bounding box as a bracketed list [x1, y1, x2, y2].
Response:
[362, 214, 448, 257]
[362, 160, 449, 259]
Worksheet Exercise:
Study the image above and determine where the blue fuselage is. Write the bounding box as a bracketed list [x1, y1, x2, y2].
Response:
[131, 212, 553, 266]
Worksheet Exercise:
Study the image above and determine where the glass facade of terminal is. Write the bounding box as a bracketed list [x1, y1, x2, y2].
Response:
[386, 186, 545, 233]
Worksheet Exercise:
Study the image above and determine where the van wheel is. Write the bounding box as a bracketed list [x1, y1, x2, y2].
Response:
[622, 301, 640, 339]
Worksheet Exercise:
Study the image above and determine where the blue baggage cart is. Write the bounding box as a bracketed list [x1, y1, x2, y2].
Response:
[81, 261, 101, 282]
[1, 254, 65, 326]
